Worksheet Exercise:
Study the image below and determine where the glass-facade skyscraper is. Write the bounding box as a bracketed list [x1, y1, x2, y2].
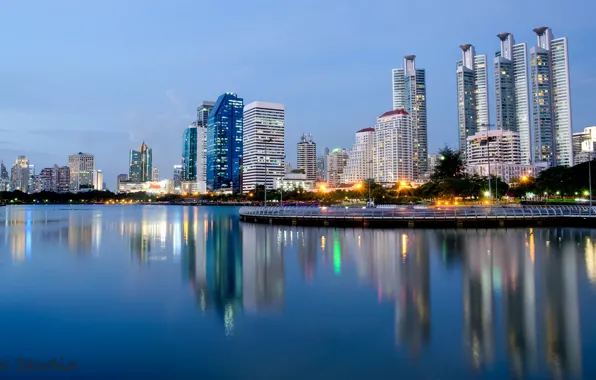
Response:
[207, 93, 244, 192]
[129, 142, 152, 182]
[457, 44, 489, 159]
[182, 126, 198, 181]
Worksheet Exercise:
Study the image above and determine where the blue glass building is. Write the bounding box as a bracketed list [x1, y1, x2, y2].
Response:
[206, 93, 244, 192]
[129, 142, 152, 182]
[182, 125, 198, 181]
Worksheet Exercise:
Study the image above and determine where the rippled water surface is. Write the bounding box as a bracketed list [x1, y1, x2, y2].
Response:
[1, 205, 596, 379]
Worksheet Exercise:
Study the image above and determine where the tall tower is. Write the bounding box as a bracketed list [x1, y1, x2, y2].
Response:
[129, 142, 152, 182]
[242, 101, 285, 193]
[206, 93, 244, 192]
[392, 56, 428, 178]
[495, 33, 531, 164]
[531, 27, 573, 167]
[457, 44, 489, 158]
[297, 134, 317, 181]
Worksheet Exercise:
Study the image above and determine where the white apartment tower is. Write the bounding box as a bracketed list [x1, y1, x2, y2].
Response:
[466, 130, 521, 166]
[341, 128, 375, 184]
[531, 27, 573, 167]
[297, 134, 317, 181]
[373, 110, 413, 182]
[392, 55, 428, 178]
[242, 102, 285, 193]
[457, 44, 489, 157]
[494, 33, 531, 164]
[68, 152, 95, 191]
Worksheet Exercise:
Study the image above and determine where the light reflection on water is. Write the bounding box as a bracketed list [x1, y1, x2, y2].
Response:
[0, 205, 594, 379]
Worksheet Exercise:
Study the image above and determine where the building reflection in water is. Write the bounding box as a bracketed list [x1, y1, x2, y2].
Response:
[124, 207, 168, 263]
[541, 229, 582, 379]
[3, 207, 104, 260]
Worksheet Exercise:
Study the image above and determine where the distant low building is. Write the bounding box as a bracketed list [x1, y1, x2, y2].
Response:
[118, 180, 173, 194]
[467, 163, 546, 184]
[273, 170, 315, 191]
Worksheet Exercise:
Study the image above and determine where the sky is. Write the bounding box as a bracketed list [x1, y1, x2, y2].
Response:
[1, 0, 594, 189]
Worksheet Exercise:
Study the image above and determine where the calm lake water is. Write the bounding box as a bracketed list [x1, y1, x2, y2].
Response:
[1, 205, 596, 379]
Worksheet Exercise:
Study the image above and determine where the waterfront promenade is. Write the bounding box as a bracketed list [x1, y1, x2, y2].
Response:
[239, 205, 596, 228]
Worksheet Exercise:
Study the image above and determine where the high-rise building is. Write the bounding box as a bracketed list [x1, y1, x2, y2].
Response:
[27, 164, 35, 193]
[56, 166, 70, 193]
[39, 168, 55, 192]
[327, 148, 349, 187]
[206, 93, 244, 192]
[242, 101, 285, 193]
[129, 142, 152, 182]
[152, 167, 159, 181]
[316, 156, 325, 181]
[494, 33, 531, 164]
[93, 170, 103, 190]
[373, 110, 413, 182]
[181, 123, 207, 193]
[457, 44, 489, 157]
[572, 126, 596, 164]
[0, 161, 8, 180]
[342, 128, 374, 184]
[11, 156, 30, 192]
[116, 174, 128, 193]
[392, 55, 428, 178]
[531, 27, 573, 167]
[297, 134, 317, 181]
[68, 153, 95, 191]
[173, 165, 183, 188]
[323, 146, 330, 181]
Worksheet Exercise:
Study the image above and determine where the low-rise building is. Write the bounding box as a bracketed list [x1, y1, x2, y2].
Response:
[273, 170, 316, 191]
[467, 163, 546, 184]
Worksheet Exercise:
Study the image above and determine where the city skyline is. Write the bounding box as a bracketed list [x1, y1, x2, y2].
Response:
[2, 0, 594, 188]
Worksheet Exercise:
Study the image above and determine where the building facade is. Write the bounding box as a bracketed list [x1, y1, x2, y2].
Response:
[117, 174, 128, 193]
[93, 170, 103, 190]
[342, 128, 374, 184]
[327, 148, 349, 187]
[531, 27, 573, 167]
[152, 167, 159, 181]
[373, 110, 413, 182]
[494, 33, 531, 164]
[242, 101, 285, 193]
[11, 156, 30, 192]
[466, 130, 521, 166]
[129, 142, 152, 182]
[297, 134, 317, 181]
[68, 153, 95, 191]
[467, 163, 544, 184]
[392, 55, 428, 178]
[206, 93, 244, 192]
[457, 44, 489, 158]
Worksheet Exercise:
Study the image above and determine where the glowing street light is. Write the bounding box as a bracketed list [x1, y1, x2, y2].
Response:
[484, 191, 490, 197]
[521, 175, 528, 182]
[355, 183, 362, 189]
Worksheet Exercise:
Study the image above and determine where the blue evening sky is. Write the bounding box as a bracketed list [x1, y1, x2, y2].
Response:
[1, 0, 594, 188]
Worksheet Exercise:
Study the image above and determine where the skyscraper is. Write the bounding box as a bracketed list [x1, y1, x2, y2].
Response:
[327, 148, 349, 187]
[129, 142, 152, 182]
[495, 33, 531, 164]
[173, 165, 183, 188]
[297, 134, 317, 182]
[56, 166, 70, 193]
[182, 101, 214, 192]
[374, 110, 413, 182]
[206, 93, 244, 192]
[152, 167, 159, 181]
[0, 161, 8, 180]
[531, 27, 573, 167]
[68, 153, 95, 191]
[242, 101, 285, 193]
[392, 55, 428, 178]
[457, 44, 489, 157]
[10, 156, 29, 192]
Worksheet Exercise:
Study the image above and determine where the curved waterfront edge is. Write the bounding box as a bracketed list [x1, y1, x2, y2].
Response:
[238, 206, 596, 229]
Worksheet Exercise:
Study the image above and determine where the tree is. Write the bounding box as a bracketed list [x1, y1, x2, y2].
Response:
[431, 146, 466, 180]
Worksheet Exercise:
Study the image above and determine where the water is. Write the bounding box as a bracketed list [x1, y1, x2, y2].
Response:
[1, 205, 595, 379]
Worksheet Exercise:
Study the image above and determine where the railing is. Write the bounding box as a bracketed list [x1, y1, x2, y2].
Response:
[239, 205, 596, 220]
